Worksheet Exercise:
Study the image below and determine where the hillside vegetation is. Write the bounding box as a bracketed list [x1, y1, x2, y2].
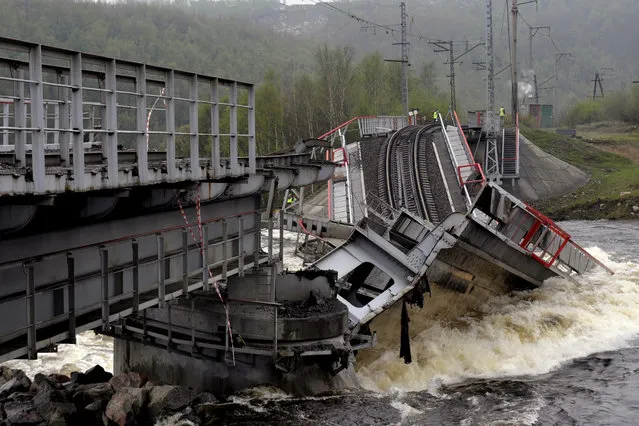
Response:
[524, 127, 639, 220]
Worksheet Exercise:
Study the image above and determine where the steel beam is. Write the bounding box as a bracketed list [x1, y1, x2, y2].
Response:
[202, 225, 209, 291]
[211, 78, 221, 177]
[229, 82, 238, 174]
[104, 59, 118, 186]
[26, 263, 36, 360]
[190, 74, 200, 180]
[67, 254, 76, 343]
[70, 53, 85, 190]
[166, 70, 176, 181]
[157, 234, 165, 307]
[182, 229, 189, 295]
[59, 75, 70, 166]
[15, 70, 26, 165]
[248, 84, 256, 173]
[238, 217, 245, 277]
[136, 64, 148, 183]
[29, 45, 45, 192]
[100, 247, 110, 332]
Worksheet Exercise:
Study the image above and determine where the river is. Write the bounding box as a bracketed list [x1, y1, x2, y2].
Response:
[3, 221, 639, 425]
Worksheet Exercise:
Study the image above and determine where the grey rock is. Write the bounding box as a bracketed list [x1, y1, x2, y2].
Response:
[0, 370, 32, 398]
[147, 385, 196, 421]
[72, 382, 114, 409]
[108, 372, 147, 392]
[632, 205, 639, 213]
[72, 365, 112, 385]
[105, 387, 149, 426]
[3, 401, 42, 425]
[33, 385, 77, 426]
[189, 392, 218, 406]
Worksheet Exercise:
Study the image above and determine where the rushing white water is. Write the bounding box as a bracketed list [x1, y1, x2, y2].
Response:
[4, 222, 639, 413]
[2, 332, 114, 379]
[356, 248, 639, 392]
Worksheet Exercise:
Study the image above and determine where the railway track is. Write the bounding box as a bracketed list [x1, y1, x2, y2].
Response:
[377, 124, 442, 223]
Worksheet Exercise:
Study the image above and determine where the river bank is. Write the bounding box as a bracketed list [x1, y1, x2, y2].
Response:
[523, 125, 639, 221]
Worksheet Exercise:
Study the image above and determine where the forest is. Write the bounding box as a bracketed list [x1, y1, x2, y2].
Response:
[1, 0, 638, 153]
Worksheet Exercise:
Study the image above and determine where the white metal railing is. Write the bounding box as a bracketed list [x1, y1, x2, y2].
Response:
[0, 37, 256, 195]
[358, 116, 408, 138]
[439, 113, 473, 209]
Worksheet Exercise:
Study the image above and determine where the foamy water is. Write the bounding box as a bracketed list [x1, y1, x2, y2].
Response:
[4, 225, 639, 410]
[357, 248, 639, 392]
[2, 332, 114, 378]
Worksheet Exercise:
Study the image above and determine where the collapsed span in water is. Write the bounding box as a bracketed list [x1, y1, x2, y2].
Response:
[282, 118, 613, 365]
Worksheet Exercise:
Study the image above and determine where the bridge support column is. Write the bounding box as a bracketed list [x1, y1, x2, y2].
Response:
[112, 268, 355, 396]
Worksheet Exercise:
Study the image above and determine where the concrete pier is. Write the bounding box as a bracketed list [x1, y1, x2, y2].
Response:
[112, 268, 358, 396]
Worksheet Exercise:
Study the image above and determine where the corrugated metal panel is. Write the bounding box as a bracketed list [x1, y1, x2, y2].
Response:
[541, 104, 553, 128]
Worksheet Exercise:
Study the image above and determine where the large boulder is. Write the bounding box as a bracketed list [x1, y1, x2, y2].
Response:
[108, 372, 147, 392]
[72, 382, 114, 410]
[33, 382, 77, 426]
[71, 365, 113, 385]
[105, 387, 149, 426]
[0, 370, 32, 398]
[147, 385, 196, 422]
[3, 400, 43, 425]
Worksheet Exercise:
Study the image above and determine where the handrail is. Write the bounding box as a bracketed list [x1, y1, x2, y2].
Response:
[438, 113, 473, 209]
[453, 110, 476, 164]
[515, 111, 520, 176]
[317, 116, 375, 140]
[522, 202, 614, 275]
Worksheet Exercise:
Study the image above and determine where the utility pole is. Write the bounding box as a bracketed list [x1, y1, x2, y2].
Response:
[449, 41, 455, 116]
[592, 72, 604, 101]
[430, 40, 484, 119]
[510, 0, 518, 119]
[533, 74, 539, 103]
[400, 2, 408, 115]
[385, 2, 409, 115]
[485, 0, 499, 181]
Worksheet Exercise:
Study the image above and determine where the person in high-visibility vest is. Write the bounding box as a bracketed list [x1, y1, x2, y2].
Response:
[286, 194, 295, 205]
[433, 109, 439, 122]
[499, 106, 506, 118]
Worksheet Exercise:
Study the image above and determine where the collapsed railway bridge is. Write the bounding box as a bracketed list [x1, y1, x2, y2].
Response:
[0, 37, 611, 396]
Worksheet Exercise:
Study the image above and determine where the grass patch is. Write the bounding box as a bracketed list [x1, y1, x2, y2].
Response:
[576, 121, 639, 146]
[521, 126, 639, 220]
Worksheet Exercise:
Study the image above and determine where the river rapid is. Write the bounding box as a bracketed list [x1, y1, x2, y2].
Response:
[3, 221, 639, 425]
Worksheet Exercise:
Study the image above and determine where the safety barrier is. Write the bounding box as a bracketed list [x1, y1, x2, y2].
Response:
[0, 37, 256, 195]
[494, 196, 614, 275]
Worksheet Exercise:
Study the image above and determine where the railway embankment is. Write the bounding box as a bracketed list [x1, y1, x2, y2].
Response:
[523, 126, 639, 220]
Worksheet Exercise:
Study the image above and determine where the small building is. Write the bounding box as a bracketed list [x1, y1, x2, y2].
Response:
[527, 104, 553, 128]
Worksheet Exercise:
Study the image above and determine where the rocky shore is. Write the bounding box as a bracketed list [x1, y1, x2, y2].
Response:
[0, 365, 227, 425]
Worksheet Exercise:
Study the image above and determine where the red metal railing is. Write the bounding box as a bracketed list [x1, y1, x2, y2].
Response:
[457, 163, 486, 186]
[521, 204, 571, 268]
[453, 110, 477, 164]
[317, 116, 375, 140]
